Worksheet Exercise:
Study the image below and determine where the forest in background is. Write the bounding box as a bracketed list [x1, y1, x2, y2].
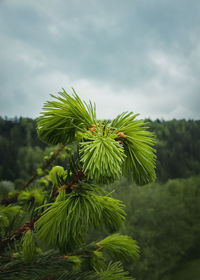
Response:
[0, 117, 200, 280]
[0, 117, 200, 183]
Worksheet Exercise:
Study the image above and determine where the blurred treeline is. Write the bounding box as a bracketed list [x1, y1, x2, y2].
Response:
[0, 116, 199, 183]
[0, 117, 56, 184]
[0, 116, 200, 280]
[113, 176, 200, 280]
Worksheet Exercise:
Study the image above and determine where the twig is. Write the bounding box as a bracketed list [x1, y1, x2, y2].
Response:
[0, 215, 41, 253]
[0, 145, 65, 206]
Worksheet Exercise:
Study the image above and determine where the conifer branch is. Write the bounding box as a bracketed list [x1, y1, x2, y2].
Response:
[0, 215, 40, 253]
[0, 90, 156, 279]
[0, 168, 86, 253]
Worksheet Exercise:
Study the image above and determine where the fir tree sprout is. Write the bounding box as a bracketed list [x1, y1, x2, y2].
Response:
[37, 89, 156, 185]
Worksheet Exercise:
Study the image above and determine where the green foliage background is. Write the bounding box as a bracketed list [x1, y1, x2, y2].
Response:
[0, 116, 200, 279]
[112, 175, 200, 280]
[1, 117, 199, 183]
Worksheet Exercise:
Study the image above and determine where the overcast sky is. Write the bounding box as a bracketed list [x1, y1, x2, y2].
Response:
[0, 0, 200, 120]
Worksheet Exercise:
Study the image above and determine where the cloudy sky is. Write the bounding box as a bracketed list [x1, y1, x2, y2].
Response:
[0, 0, 200, 120]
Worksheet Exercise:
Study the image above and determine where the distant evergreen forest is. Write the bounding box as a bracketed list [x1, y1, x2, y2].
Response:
[0, 116, 200, 183]
[0, 116, 200, 280]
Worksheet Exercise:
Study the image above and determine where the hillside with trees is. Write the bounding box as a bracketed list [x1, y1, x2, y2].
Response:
[0, 117, 199, 183]
[0, 112, 200, 280]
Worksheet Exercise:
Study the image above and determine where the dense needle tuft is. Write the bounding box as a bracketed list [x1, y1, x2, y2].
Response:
[22, 230, 37, 264]
[37, 90, 156, 184]
[96, 261, 135, 280]
[99, 234, 139, 263]
[111, 112, 156, 185]
[37, 89, 96, 145]
[35, 190, 125, 253]
[80, 126, 126, 184]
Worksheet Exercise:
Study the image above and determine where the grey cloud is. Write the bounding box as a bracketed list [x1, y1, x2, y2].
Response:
[0, 0, 200, 119]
